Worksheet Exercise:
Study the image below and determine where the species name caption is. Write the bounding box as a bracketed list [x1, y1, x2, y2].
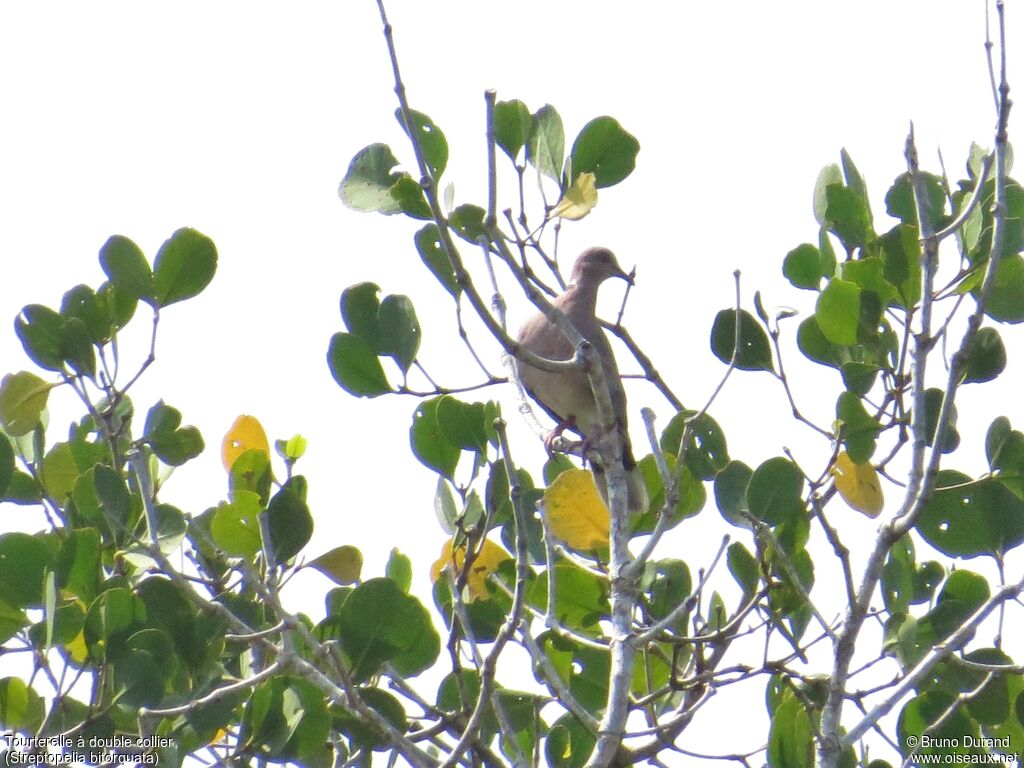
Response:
[1, 733, 170, 765]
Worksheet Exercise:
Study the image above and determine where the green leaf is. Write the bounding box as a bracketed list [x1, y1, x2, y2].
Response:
[813, 164, 843, 226]
[377, 295, 421, 373]
[0, 533, 54, 608]
[526, 105, 564, 184]
[727, 541, 759, 597]
[340, 282, 381, 340]
[841, 148, 871, 215]
[747, 457, 804, 527]
[14, 304, 65, 371]
[768, 689, 814, 768]
[94, 464, 134, 529]
[0, 677, 45, 733]
[816, 278, 880, 346]
[145, 404, 204, 467]
[917, 470, 1024, 558]
[0, 371, 51, 437]
[114, 647, 165, 708]
[389, 176, 431, 219]
[149, 426, 203, 466]
[840, 362, 879, 396]
[61, 285, 111, 345]
[98, 280, 138, 332]
[898, 692, 978, 761]
[327, 332, 391, 398]
[978, 253, 1024, 324]
[796, 316, 843, 369]
[634, 455, 705, 535]
[644, 559, 691, 630]
[569, 116, 640, 188]
[659, 410, 729, 481]
[825, 184, 874, 249]
[2, 470, 41, 506]
[710, 308, 774, 372]
[882, 540, 912, 617]
[877, 224, 922, 307]
[962, 326, 1006, 383]
[57, 527, 101, 604]
[436, 396, 489, 453]
[41, 443, 80, 504]
[411, 397, 461, 479]
[986, 417, 1024, 475]
[0, 437, 11, 498]
[546, 712, 597, 768]
[211, 491, 263, 558]
[885, 171, 946, 227]
[99, 234, 153, 302]
[335, 578, 438, 682]
[922, 387, 960, 454]
[386, 549, 413, 593]
[268, 479, 313, 563]
[841, 257, 898, 310]
[333, 687, 408, 753]
[57, 316, 96, 378]
[494, 99, 532, 162]
[414, 224, 459, 296]
[714, 459, 753, 528]
[783, 243, 824, 290]
[395, 108, 448, 179]
[449, 203, 488, 245]
[837, 392, 881, 463]
[338, 143, 405, 214]
[152, 228, 217, 308]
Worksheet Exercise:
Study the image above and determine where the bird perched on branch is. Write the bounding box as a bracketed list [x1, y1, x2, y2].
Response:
[515, 247, 648, 514]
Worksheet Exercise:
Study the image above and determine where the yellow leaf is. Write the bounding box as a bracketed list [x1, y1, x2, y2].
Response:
[544, 468, 610, 550]
[430, 538, 512, 601]
[221, 415, 270, 471]
[310, 545, 363, 585]
[64, 628, 89, 665]
[549, 172, 598, 221]
[831, 451, 884, 518]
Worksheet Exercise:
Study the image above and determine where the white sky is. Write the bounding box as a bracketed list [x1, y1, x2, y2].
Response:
[1, 1, 1022, 760]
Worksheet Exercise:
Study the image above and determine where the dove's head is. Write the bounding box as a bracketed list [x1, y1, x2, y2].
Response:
[570, 247, 634, 289]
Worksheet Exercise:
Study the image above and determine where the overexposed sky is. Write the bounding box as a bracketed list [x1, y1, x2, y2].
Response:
[1, 2, 1022, 755]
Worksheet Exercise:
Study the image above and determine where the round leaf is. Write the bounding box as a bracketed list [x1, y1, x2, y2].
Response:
[977, 253, 1024, 324]
[410, 397, 460, 479]
[0, 533, 54, 608]
[569, 116, 639, 188]
[543, 469, 610, 551]
[99, 235, 153, 302]
[783, 243, 824, 290]
[267, 482, 313, 563]
[0, 371, 52, 437]
[222, 415, 270, 472]
[310, 545, 363, 585]
[917, 470, 1024, 558]
[962, 326, 1007, 384]
[327, 332, 391, 398]
[335, 577, 438, 682]
[710, 308, 774, 372]
[747, 457, 804, 526]
[152, 228, 217, 308]
[338, 143, 404, 214]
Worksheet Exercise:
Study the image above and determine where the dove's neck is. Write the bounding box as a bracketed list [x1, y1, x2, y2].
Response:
[562, 277, 601, 317]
